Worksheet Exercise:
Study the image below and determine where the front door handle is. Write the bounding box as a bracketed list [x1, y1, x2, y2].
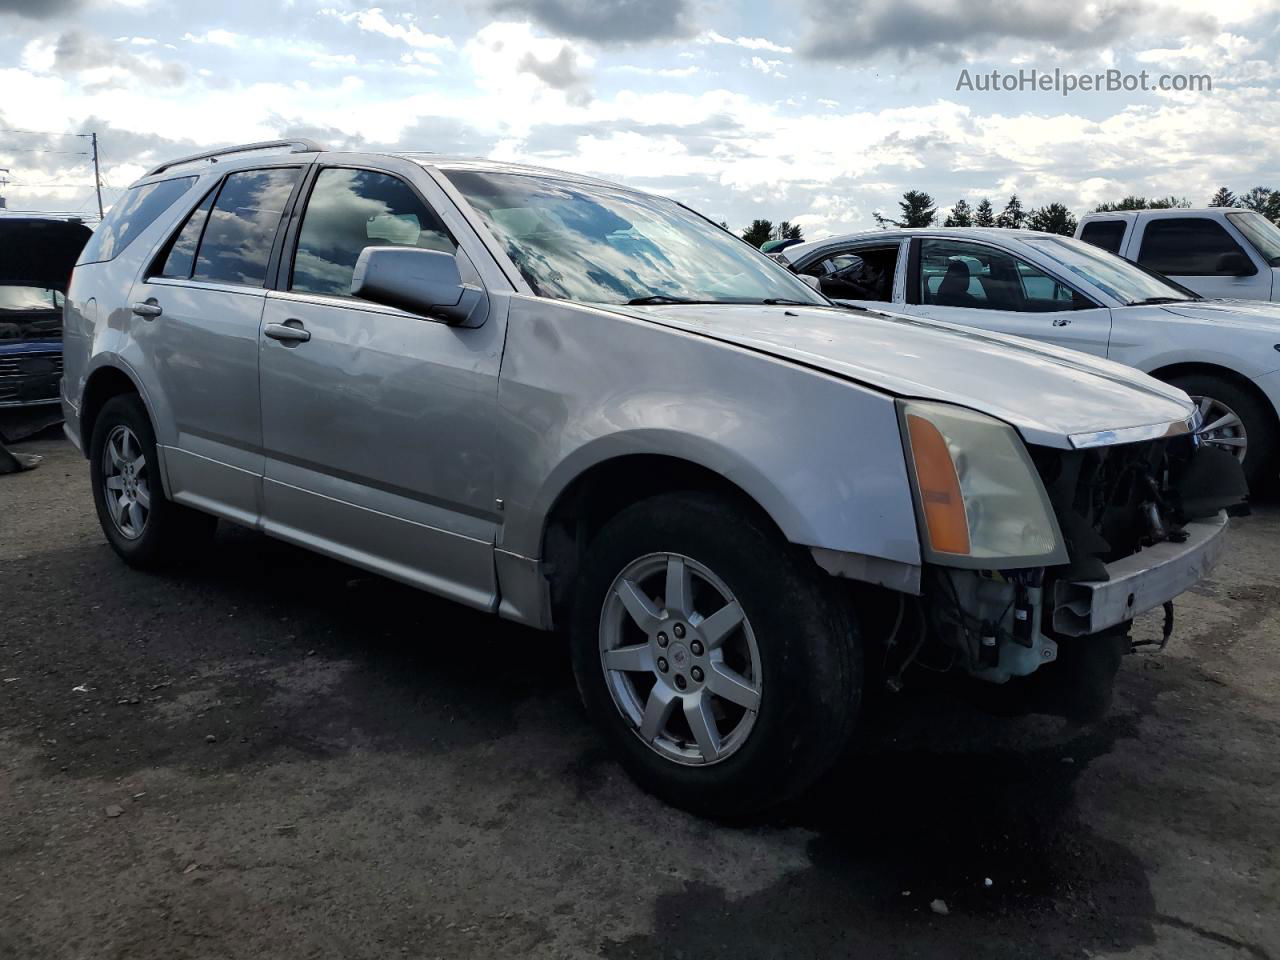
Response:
[1052, 317, 1072, 327]
[131, 299, 163, 319]
[264, 320, 311, 344]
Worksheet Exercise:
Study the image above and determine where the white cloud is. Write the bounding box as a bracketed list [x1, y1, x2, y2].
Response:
[183, 29, 241, 48]
[745, 56, 786, 77]
[699, 30, 793, 53]
[319, 7, 454, 50]
[611, 64, 701, 78]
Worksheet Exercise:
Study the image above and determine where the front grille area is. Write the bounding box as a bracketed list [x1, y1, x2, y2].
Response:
[0, 352, 63, 404]
[1030, 438, 1179, 578]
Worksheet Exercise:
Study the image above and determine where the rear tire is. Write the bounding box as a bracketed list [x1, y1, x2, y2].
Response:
[89, 394, 216, 568]
[1166, 372, 1276, 493]
[569, 492, 862, 817]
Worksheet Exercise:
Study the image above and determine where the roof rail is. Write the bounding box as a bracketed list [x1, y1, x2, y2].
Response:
[144, 139, 328, 178]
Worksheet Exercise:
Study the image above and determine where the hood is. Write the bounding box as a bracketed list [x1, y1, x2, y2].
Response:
[0, 218, 93, 291]
[1158, 298, 1280, 327]
[604, 303, 1192, 449]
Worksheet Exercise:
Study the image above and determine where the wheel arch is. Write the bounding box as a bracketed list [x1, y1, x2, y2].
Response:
[1148, 360, 1280, 422]
[80, 364, 146, 452]
[539, 453, 788, 629]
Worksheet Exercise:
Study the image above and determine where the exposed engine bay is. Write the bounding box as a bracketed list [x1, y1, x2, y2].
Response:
[888, 434, 1248, 719]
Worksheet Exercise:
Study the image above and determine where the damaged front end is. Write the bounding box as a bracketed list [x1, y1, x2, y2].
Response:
[890, 400, 1247, 720]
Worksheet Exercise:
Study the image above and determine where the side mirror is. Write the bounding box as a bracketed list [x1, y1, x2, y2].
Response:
[351, 247, 488, 327]
[1215, 251, 1257, 277]
[798, 274, 822, 291]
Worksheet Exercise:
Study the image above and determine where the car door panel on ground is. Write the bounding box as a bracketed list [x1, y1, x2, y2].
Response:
[128, 164, 303, 525]
[258, 165, 503, 610]
[904, 237, 1113, 357]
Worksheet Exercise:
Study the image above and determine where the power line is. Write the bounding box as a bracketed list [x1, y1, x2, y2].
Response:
[0, 128, 92, 138]
[0, 148, 90, 156]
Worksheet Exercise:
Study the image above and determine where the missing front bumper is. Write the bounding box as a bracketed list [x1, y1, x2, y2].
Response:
[1051, 511, 1229, 637]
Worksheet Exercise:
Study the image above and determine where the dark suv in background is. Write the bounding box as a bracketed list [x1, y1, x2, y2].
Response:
[0, 216, 92, 440]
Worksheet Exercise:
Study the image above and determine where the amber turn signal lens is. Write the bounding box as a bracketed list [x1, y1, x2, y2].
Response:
[906, 413, 971, 556]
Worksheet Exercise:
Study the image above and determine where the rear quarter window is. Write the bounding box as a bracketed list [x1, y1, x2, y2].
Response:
[1079, 219, 1126, 254]
[77, 176, 197, 265]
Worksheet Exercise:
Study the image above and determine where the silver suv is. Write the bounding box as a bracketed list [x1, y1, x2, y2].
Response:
[62, 140, 1244, 816]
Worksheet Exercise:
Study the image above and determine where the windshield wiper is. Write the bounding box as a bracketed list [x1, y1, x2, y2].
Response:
[760, 298, 818, 306]
[1128, 296, 1191, 306]
[625, 295, 699, 305]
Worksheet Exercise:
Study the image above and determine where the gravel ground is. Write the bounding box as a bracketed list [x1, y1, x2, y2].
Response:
[2, 431, 1277, 960]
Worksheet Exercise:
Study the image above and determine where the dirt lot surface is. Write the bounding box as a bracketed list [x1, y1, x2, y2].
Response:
[2, 431, 1277, 960]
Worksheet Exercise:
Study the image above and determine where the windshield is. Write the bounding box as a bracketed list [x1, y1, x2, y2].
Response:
[442, 170, 827, 307]
[1022, 235, 1197, 305]
[0, 286, 64, 312]
[1226, 212, 1280, 266]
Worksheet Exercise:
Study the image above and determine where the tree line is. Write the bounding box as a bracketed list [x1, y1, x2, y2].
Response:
[871, 185, 1280, 237]
[733, 185, 1280, 248]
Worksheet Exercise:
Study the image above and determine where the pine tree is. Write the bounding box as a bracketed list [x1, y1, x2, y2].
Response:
[943, 199, 973, 227]
[774, 220, 803, 241]
[1026, 203, 1078, 236]
[742, 219, 774, 248]
[974, 198, 995, 227]
[1240, 187, 1280, 223]
[1208, 188, 1236, 208]
[996, 194, 1026, 229]
[898, 190, 937, 227]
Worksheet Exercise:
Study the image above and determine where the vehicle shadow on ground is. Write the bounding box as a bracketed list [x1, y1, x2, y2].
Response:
[599, 697, 1158, 960]
[15, 517, 1159, 959]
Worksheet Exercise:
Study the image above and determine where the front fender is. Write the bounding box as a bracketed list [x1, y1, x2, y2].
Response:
[495, 298, 922, 569]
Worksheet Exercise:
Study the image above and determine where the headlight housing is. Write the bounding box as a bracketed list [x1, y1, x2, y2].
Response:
[898, 400, 1066, 568]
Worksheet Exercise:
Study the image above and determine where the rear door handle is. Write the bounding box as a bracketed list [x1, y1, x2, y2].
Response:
[264, 320, 311, 344]
[131, 300, 162, 319]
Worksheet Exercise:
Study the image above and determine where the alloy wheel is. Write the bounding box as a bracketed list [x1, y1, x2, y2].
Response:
[1192, 394, 1248, 464]
[598, 553, 762, 766]
[102, 424, 151, 540]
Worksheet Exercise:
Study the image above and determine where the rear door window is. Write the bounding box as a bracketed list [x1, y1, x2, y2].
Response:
[191, 168, 301, 287]
[1079, 219, 1126, 254]
[1137, 218, 1251, 276]
[77, 176, 197, 265]
[290, 167, 455, 297]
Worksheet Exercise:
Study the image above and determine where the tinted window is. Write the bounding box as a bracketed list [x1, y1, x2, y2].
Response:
[1137, 218, 1251, 276]
[192, 168, 301, 287]
[291, 168, 455, 297]
[919, 239, 1081, 312]
[157, 188, 217, 279]
[77, 177, 196, 265]
[1079, 219, 1126, 254]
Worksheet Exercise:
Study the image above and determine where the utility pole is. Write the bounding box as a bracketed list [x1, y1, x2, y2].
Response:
[90, 132, 104, 220]
[0, 167, 9, 210]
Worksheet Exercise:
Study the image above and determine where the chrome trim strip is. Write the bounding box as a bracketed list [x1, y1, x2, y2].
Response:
[1069, 417, 1192, 449]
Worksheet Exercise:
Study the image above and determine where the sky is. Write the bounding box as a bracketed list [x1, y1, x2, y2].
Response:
[1, 0, 1278, 238]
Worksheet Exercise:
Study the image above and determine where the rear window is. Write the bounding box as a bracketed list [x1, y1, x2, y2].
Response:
[1079, 219, 1126, 254]
[77, 177, 197, 265]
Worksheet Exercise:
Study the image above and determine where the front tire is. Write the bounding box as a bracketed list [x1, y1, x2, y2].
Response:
[89, 394, 216, 568]
[1167, 372, 1276, 493]
[569, 492, 861, 817]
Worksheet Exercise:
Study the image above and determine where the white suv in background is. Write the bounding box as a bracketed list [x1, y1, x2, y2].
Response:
[1075, 208, 1280, 302]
